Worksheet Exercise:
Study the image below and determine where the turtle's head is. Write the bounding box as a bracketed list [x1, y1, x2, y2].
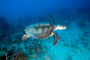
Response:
[55, 25, 66, 30]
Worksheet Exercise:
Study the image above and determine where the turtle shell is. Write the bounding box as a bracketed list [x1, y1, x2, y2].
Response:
[25, 23, 55, 39]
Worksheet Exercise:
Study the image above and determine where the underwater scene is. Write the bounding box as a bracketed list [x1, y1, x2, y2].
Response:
[0, 0, 90, 60]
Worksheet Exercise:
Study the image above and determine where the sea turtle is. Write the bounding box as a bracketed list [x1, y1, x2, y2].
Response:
[21, 15, 66, 46]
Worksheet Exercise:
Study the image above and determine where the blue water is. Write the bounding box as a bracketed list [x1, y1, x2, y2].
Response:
[0, 0, 90, 60]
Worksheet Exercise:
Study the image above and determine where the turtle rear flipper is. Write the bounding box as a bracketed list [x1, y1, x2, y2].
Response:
[21, 34, 30, 41]
[53, 33, 59, 46]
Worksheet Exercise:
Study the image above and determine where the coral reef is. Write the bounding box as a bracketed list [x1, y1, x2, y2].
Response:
[0, 7, 90, 60]
[0, 16, 10, 42]
[0, 27, 3, 36]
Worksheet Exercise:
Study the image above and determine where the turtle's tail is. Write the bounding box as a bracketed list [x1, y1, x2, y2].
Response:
[21, 34, 30, 41]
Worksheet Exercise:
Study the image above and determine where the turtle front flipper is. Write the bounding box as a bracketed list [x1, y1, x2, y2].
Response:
[53, 33, 59, 46]
[48, 14, 55, 25]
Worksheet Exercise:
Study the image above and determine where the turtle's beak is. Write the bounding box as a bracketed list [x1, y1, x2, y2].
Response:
[59, 25, 66, 30]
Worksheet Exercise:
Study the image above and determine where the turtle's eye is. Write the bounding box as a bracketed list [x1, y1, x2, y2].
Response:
[62, 26, 66, 29]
